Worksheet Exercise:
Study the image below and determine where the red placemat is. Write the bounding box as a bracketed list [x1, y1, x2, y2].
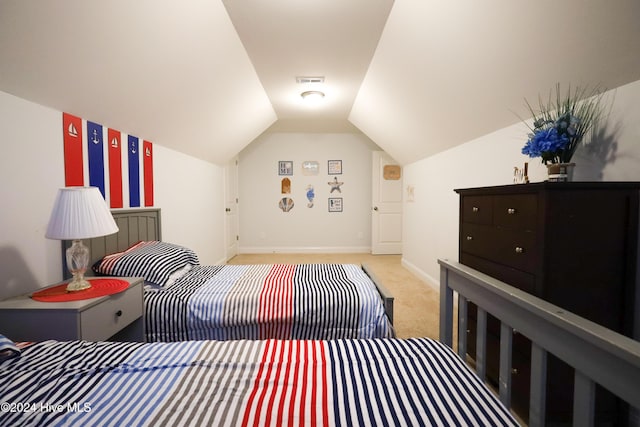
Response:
[31, 279, 129, 302]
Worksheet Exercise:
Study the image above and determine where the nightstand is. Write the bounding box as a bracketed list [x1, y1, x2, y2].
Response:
[0, 277, 144, 342]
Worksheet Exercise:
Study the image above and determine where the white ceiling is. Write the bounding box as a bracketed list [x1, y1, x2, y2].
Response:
[1, 1, 640, 166]
[223, 0, 393, 134]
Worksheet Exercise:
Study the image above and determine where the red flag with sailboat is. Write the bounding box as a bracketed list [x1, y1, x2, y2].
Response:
[108, 128, 123, 208]
[62, 113, 84, 186]
[143, 140, 154, 206]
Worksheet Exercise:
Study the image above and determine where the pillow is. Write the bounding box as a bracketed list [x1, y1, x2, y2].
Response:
[93, 241, 199, 286]
[0, 334, 21, 361]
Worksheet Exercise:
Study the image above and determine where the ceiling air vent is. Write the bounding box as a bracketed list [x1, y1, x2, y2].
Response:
[296, 76, 324, 84]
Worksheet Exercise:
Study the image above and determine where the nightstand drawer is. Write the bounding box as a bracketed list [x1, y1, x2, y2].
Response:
[80, 283, 143, 341]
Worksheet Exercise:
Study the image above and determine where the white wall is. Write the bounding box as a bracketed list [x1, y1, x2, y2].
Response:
[0, 91, 225, 300]
[402, 80, 640, 288]
[238, 132, 381, 252]
[152, 146, 225, 266]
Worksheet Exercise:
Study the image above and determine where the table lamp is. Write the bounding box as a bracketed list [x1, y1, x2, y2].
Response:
[45, 187, 119, 291]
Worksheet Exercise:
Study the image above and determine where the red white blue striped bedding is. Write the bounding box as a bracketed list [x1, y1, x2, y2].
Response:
[0, 338, 518, 426]
[144, 264, 394, 341]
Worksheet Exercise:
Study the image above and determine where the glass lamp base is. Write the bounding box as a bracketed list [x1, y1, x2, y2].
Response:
[66, 276, 92, 292]
[66, 239, 92, 292]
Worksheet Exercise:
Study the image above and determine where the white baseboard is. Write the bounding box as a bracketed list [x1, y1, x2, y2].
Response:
[213, 256, 228, 266]
[401, 257, 440, 292]
[238, 246, 371, 254]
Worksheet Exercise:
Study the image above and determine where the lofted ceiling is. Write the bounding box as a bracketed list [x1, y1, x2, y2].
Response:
[1, 1, 640, 166]
[222, 0, 393, 134]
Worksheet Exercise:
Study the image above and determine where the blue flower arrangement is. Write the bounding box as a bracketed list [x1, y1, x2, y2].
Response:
[521, 84, 606, 165]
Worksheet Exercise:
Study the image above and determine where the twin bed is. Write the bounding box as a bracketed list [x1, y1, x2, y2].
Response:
[1, 209, 637, 425]
[0, 336, 518, 426]
[72, 209, 395, 342]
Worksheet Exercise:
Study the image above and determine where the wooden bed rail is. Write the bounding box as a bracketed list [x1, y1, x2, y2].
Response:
[361, 263, 394, 325]
[438, 259, 640, 427]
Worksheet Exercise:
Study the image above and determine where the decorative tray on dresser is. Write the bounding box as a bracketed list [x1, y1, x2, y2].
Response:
[455, 181, 639, 425]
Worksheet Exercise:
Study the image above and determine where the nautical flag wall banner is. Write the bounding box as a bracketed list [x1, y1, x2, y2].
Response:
[62, 113, 84, 186]
[108, 128, 123, 208]
[86, 121, 105, 197]
[61, 112, 155, 208]
[143, 140, 154, 207]
[128, 135, 140, 208]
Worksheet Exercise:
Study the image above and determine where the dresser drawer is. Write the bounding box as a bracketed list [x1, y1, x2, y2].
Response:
[461, 196, 493, 224]
[460, 253, 537, 294]
[461, 223, 538, 274]
[460, 223, 494, 257]
[79, 283, 143, 341]
[493, 194, 537, 230]
[493, 228, 538, 273]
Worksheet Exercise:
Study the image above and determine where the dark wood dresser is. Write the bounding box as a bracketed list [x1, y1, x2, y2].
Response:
[456, 182, 640, 425]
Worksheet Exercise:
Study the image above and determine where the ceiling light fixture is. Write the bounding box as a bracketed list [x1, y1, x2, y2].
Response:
[300, 90, 325, 101]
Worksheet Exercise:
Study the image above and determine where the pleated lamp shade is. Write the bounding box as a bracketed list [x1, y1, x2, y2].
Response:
[46, 187, 119, 240]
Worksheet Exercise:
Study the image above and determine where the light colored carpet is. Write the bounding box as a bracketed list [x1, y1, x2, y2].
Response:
[226, 253, 441, 339]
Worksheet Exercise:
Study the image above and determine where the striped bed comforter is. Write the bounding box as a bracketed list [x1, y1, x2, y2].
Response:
[144, 264, 393, 342]
[0, 338, 518, 427]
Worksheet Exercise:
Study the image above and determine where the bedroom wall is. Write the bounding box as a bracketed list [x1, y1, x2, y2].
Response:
[0, 90, 225, 300]
[401, 79, 640, 296]
[237, 132, 382, 252]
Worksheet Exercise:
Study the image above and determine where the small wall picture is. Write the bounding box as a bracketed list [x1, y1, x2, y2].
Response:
[278, 161, 293, 176]
[281, 177, 291, 194]
[306, 185, 315, 208]
[328, 176, 344, 193]
[328, 197, 343, 212]
[406, 184, 415, 202]
[302, 161, 319, 176]
[279, 197, 295, 212]
[383, 165, 401, 180]
[328, 160, 342, 175]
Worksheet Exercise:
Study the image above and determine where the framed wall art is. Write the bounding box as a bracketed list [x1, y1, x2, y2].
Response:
[328, 197, 343, 212]
[328, 160, 342, 175]
[302, 161, 319, 176]
[281, 177, 291, 194]
[278, 161, 293, 176]
[383, 164, 401, 180]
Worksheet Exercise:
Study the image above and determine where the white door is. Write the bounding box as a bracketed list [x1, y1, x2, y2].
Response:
[224, 157, 239, 260]
[371, 151, 403, 254]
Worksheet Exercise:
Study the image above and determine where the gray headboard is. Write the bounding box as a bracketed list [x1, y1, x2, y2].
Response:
[62, 208, 162, 279]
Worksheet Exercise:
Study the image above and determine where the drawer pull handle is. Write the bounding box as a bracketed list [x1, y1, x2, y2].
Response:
[515, 247, 524, 254]
[466, 236, 473, 241]
[511, 368, 519, 375]
[507, 208, 516, 214]
[116, 310, 123, 317]
[472, 206, 479, 213]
